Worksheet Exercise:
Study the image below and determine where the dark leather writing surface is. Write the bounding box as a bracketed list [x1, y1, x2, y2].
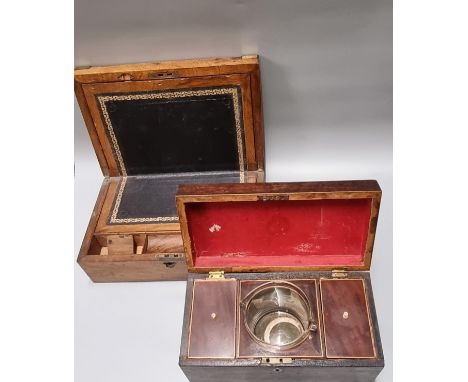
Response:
[98, 86, 245, 175]
[109, 172, 240, 224]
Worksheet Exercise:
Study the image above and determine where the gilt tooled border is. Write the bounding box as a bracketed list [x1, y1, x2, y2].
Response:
[99, 86, 246, 224]
[109, 176, 180, 224]
[97, 86, 246, 177]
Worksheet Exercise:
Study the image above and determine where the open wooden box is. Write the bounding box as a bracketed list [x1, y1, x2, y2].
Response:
[75, 56, 265, 282]
[176, 181, 384, 382]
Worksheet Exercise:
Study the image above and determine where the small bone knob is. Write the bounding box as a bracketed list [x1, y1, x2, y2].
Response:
[211, 313, 217, 319]
[343, 311, 349, 319]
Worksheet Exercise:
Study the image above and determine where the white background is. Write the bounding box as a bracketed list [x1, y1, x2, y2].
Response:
[75, 1, 392, 381]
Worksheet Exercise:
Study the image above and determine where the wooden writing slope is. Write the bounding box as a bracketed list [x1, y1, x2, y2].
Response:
[75, 56, 265, 282]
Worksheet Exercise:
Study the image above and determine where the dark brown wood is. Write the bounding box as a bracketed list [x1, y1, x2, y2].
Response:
[176, 180, 382, 273]
[320, 279, 375, 358]
[179, 271, 384, 382]
[188, 279, 237, 359]
[177, 180, 381, 196]
[180, 365, 383, 382]
[250, 65, 265, 171]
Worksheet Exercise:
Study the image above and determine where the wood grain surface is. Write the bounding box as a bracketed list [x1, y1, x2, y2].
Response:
[75, 56, 265, 282]
[74, 55, 264, 177]
[320, 279, 375, 358]
[188, 279, 238, 359]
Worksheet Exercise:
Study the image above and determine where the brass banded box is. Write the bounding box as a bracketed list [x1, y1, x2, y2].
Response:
[177, 181, 384, 382]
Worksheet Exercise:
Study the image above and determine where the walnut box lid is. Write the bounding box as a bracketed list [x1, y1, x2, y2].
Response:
[74, 55, 264, 177]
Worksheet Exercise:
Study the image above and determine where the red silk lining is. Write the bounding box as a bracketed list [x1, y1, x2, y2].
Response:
[185, 198, 372, 269]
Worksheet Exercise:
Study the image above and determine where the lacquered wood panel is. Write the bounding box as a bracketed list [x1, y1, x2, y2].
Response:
[320, 279, 375, 358]
[188, 279, 237, 359]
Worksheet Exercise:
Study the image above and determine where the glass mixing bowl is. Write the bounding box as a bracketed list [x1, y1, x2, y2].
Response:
[242, 281, 317, 351]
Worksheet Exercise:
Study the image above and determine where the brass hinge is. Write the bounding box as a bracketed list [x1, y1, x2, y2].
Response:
[261, 357, 292, 365]
[208, 271, 225, 280]
[332, 270, 348, 278]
